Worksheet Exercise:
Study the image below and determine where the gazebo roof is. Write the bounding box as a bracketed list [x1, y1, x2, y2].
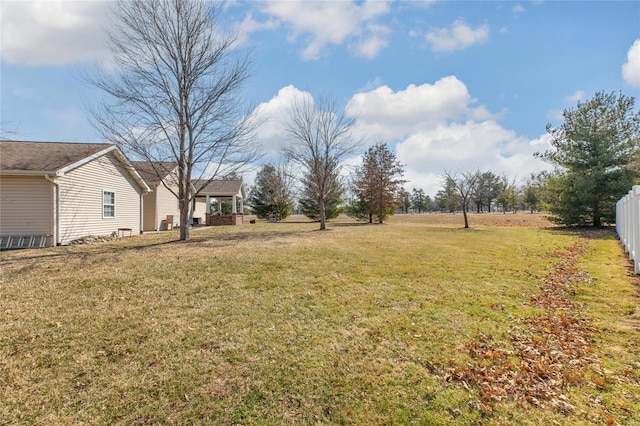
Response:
[193, 179, 245, 198]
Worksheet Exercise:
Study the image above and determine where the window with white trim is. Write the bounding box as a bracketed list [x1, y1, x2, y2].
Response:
[103, 190, 115, 218]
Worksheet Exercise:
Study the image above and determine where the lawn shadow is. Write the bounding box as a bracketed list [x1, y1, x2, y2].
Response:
[0, 238, 182, 265]
[543, 225, 618, 241]
[331, 221, 373, 227]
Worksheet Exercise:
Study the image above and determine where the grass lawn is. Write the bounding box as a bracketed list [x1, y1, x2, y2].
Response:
[1, 213, 638, 425]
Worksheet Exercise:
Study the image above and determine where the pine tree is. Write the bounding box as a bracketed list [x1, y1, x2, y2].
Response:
[411, 188, 427, 213]
[248, 164, 293, 220]
[298, 170, 343, 221]
[536, 91, 640, 226]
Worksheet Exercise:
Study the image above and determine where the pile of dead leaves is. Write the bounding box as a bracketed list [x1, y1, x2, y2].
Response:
[446, 239, 598, 413]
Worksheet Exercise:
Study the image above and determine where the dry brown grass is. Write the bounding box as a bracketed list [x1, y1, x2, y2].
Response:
[389, 211, 555, 228]
[0, 212, 637, 425]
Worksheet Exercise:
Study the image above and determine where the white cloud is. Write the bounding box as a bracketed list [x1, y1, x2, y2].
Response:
[250, 85, 314, 157]
[0, 1, 111, 66]
[234, 13, 280, 46]
[345, 76, 499, 140]
[622, 39, 640, 88]
[252, 77, 553, 196]
[512, 4, 526, 15]
[565, 90, 585, 103]
[343, 76, 551, 195]
[350, 24, 390, 59]
[257, 0, 392, 60]
[426, 19, 490, 52]
[395, 122, 551, 195]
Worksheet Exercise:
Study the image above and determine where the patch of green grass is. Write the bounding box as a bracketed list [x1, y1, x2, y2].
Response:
[1, 214, 638, 425]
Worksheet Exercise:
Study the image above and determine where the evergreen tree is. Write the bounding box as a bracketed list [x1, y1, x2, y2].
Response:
[435, 178, 461, 213]
[496, 176, 520, 213]
[411, 188, 427, 213]
[248, 164, 294, 220]
[424, 195, 435, 212]
[472, 171, 501, 212]
[399, 189, 411, 214]
[522, 174, 543, 213]
[299, 170, 343, 221]
[536, 91, 640, 226]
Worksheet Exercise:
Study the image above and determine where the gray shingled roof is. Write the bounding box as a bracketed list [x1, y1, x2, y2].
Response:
[193, 179, 244, 196]
[0, 140, 113, 173]
[131, 161, 178, 186]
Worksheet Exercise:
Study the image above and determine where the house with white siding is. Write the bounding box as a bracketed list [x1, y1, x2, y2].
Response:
[132, 161, 181, 232]
[133, 161, 246, 229]
[0, 141, 150, 247]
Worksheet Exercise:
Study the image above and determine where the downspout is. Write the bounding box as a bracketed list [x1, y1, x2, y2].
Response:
[140, 190, 144, 234]
[44, 174, 60, 246]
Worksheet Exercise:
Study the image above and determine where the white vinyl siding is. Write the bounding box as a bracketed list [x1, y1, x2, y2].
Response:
[141, 189, 158, 231]
[140, 176, 181, 231]
[193, 198, 208, 221]
[155, 183, 180, 230]
[0, 175, 54, 246]
[57, 153, 142, 244]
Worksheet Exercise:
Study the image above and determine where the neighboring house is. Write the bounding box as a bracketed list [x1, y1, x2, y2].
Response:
[132, 161, 246, 229]
[0, 141, 150, 247]
[132, 161, 180, 231]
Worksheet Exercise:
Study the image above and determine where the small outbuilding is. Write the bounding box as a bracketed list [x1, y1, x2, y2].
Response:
[193, 179, 246, 226]
[0, 141, 150, 247]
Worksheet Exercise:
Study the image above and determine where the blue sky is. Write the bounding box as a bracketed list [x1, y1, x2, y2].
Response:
[1, 0, 639, 195]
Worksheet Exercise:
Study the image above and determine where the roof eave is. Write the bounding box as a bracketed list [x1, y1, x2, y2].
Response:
[57, 145, 117, 175]
[0, 170, 58, 176]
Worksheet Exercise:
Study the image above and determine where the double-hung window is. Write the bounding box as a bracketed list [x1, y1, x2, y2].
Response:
[103, 190, 115, 218]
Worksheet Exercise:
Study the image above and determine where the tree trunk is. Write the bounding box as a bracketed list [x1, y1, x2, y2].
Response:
[368, 212, 373, 224]
[319, 198, 326, 230]
[179, 198, 190, 240]
[593, 200, 601, 227]
[462, 207, 469, 228]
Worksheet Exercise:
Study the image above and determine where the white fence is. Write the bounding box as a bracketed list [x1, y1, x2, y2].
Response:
[616, 185, 640, 274]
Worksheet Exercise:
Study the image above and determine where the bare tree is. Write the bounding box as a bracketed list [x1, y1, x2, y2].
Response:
[353, 140, 406, 224]
[0, 123, 21, 141]
[283, 95, 359, 230]
[88, 0, 259, 240]
[443, 169, 481, 228]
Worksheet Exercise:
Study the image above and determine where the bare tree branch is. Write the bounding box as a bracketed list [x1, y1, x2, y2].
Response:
[283, 95, 360, 230]
[87, 0, 259, 240]
[443, 169, 481, 228]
